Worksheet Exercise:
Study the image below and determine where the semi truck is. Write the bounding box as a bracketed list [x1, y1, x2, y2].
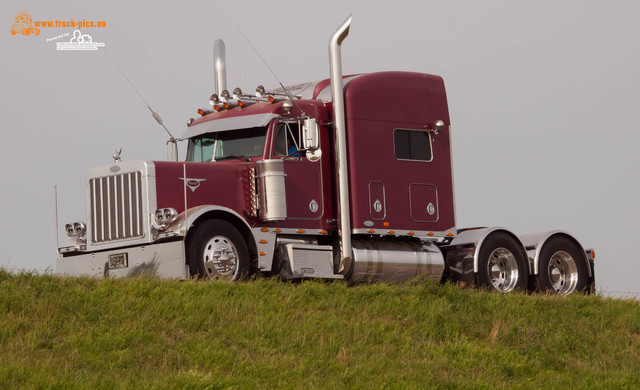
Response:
[56, 17, 595, 294]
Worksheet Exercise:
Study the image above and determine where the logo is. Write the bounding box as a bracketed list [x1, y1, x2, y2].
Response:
[10, 11, 39, 36]
[427, 202, 435, 216]
[180, 177, 206, 192]
[309, 199, 319, 213]
[57, 30, 105, 51]
[373, 199, 382, 213]
[10, 10, 107, 39]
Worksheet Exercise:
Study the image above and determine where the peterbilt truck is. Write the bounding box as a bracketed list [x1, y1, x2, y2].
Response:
[56, 17, 595, 294]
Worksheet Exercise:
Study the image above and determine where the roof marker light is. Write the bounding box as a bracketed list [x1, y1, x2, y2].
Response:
[267, 96, 275, 103]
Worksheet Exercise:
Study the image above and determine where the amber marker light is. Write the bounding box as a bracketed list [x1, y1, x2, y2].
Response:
[408, 231, 415, 235]
[261, 228, 269, 232]
[213, 105, 221, 111]
[320, 230, 328, 235]
[259, 240, 267, 244]
[268, 96, 275, 102]
[428, 232, 434, 236]
[368, 230, 375, 234]
[297, 230, 305, 234]
[383, 222, 389, 227]
[259, 252, 266, 256]
[388, 230, 395, 234]
[274, 229, 282, 233]
[447, 233, 454, 237]
[197, 109, 204, 115]
[223, 103, 230, 109]
[591, 250, 596, 260]
[237, 101, 244, 107]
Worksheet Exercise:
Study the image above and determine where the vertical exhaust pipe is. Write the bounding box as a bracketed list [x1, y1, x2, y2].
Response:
[329, 15, 352, 274]
[214, 39, 227, 96]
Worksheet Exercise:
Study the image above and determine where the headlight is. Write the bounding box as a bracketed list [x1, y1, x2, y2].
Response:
[65, 221, 86, 237]
[153, 208, 178, 229]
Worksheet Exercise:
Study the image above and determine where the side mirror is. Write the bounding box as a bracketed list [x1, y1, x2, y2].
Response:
[302, 118, 320, 150]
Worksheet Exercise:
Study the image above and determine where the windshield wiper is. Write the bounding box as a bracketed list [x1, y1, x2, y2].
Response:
[215, 155, 251, 162]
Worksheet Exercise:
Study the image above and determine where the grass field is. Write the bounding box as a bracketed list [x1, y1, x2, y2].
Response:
[1, 269, 639, 389]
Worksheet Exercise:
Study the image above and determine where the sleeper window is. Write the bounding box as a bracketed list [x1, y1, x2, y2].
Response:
[393, 129, 433, 162]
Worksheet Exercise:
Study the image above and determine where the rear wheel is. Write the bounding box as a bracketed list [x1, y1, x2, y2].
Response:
[186, 219, 250, 281]
[476, 232, 528, 293]
[537, 237, 587, 294]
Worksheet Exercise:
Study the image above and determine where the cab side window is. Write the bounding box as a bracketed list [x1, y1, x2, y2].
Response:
[274, 122, 301, 157]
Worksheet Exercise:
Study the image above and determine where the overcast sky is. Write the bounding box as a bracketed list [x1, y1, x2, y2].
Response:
[2, 0, 638, 296]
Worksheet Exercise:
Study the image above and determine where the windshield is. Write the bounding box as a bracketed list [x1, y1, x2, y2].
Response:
[186, 126, 267, 162]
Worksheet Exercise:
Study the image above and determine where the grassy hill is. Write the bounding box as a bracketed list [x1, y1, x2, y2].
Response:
[1, 269, 639, 388]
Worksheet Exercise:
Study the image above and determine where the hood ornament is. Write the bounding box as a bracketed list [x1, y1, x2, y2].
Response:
[113, 148, 122, 163]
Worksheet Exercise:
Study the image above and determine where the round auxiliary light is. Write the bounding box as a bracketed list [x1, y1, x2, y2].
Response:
[187, 118, 194, 127]
[233, 87, 242, 100]
[155, 209, 165, 222]
[256, 85, 266, 98]
[210, 94, 219, 106]
[65, 224, 75, 236]
[220, 90, 230, 102]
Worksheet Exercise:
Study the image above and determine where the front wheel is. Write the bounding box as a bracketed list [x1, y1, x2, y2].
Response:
[186, 219, 250, 281]
[536, 237, 588, 294]
[476, 232, 528, 293]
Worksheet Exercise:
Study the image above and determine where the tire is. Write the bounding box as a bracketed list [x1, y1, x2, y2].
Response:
[476, 232, 528, 293]
[536, 236, 588, 294]
[186, 219, 250, 281]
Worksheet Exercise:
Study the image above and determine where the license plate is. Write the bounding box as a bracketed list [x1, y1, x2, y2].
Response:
[108, 253, 128, 269]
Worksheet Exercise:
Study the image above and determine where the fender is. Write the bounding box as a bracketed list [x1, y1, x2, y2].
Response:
[167, 205, 277, 273]
[519, 230, 592, 278]
[447, 227, 528, 273]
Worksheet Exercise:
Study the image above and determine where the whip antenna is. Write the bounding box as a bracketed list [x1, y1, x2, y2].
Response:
[103, 50, 177, 141]
[236, 27, 306, 116]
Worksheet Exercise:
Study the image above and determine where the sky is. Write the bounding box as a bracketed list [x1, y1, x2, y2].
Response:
[2, 0, 638, 296]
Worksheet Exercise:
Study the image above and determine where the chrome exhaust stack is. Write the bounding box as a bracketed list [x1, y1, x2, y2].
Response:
[213, 39, 227, 96]
[329, 15, 352, 274]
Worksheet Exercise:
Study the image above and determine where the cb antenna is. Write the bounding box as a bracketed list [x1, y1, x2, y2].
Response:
[236, 27, 306, 117]
[103, 50, 179, 160]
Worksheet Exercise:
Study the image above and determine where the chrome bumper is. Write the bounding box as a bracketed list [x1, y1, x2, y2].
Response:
[57, 240, 188, 279]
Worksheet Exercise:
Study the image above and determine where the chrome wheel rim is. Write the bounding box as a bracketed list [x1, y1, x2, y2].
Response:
[548, 251, 578, 294]
[202, 235, 239, 280]
[487, 247, 519, 293]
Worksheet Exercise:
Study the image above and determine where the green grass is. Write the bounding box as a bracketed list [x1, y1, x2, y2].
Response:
[1, 269, 639, 389]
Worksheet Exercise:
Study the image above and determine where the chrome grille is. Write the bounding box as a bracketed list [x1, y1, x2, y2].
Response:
[90, 171, 144, 244]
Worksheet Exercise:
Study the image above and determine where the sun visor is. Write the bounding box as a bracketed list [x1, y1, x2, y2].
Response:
[181, 113, 279, 139]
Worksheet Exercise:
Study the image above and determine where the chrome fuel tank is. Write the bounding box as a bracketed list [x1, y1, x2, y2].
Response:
[348, 239, 444, 283]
